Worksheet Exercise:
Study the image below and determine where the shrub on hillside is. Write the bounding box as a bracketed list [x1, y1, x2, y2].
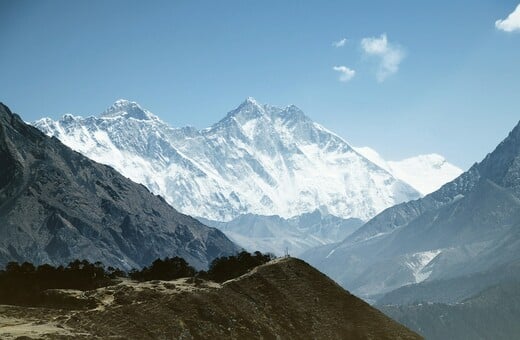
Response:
[203, 251, 275, 283]
[0, 259, 113, 307]
[129, 256, 196, 281]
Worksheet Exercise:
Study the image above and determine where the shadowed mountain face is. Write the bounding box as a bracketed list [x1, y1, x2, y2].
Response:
[303, 119, 520, 301]
[0, 258, 422, 340]
[0, 103, 239, 270]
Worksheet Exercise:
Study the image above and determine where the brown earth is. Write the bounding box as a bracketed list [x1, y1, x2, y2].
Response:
[0, 258, 421, 339]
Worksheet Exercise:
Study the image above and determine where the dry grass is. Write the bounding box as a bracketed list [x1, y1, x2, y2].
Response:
[0, 258, 422, 339]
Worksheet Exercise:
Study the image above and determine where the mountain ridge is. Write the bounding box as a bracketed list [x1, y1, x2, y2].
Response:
[199, 210, 364, 256]
[302, 119, 520, 301]
[33, 98, 457, 222]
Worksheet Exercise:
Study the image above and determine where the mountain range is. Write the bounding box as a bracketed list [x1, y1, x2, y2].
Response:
[0, 103, 238, 270]
[3, 95, 517, 339]
[303, 118, 520, 304]
[199, 210, 363, 256]
[0, 100, 423, 339]
[34, 98, 461, 223]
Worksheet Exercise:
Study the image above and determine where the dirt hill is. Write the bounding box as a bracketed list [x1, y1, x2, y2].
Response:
[0, 258, 421, 339]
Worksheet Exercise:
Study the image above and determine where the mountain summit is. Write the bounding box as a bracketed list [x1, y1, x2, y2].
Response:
[221, 97, 309, 125]
[101, 99, 159, 121]
[35, 98, 426, 222]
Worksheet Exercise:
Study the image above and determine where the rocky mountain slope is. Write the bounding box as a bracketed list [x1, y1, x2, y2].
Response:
[200, 210, 363, 256]
[303, 119, 520, 301]
[0, 258, 422, 340]
[0, 103, 238, 270]
[34, 98, 426, 222]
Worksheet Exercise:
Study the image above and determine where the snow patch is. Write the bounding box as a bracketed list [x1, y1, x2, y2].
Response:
[405, 249, 442, 283]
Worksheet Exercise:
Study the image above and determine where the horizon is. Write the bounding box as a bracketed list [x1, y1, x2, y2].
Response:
[2, 1, 520, 169]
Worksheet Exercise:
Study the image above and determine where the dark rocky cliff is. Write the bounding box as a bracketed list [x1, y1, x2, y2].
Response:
[0, 103, 239, 270]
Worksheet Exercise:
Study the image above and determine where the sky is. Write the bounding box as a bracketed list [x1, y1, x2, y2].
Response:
[1, 1, 519, 169]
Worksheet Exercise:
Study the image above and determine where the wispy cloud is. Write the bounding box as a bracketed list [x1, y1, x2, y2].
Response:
[332, 38, 348, 48]
[361, 33, 405, 82]
[496, 4, 520, 32]
[333, 66, 356, 82]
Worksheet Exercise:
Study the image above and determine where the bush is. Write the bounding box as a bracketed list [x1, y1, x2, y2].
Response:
[204, 251, 275, 283]
[0, 251, 274, 308]
[129, 257, 196, 281]
[0, 259, 113, 307]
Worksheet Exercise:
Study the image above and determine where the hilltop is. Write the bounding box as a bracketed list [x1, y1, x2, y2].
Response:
[0, 258, 421, 339]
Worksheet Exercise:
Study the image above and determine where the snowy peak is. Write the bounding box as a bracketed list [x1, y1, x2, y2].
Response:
[220, 97, 311, 128]
[354, 147, 463, 195]
[388, 153, 463, 195]
[243, 96, 261, 107]
[101, 99, 159, 121]
[222, 97, 267, 124]
[33, 98, 428, 222]
[277, 104, 308, 123]
[211, 98, 316, 146]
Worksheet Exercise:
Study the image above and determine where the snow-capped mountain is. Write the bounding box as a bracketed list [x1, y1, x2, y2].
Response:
[354, 147, 463, 195]
[34, 98, 424, 221]
[303, 119, 520, 303]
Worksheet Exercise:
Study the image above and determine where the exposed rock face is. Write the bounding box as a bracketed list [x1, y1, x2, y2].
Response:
[0, 258, 422, 340]
[0, 103, 239, 270]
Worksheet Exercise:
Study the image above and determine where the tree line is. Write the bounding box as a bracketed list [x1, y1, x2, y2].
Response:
[130, 250, 275, 282]
[0, 251, 275, 307]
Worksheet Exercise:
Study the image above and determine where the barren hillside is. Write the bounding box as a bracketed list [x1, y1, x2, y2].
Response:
[0, 258, 421, 339]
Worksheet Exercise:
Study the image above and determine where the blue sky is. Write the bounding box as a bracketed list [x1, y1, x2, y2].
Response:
[1, 1, 519, 169]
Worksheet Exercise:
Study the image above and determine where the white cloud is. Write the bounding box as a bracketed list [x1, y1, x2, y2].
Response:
[333, 66, 356, 82]
[332, 38, 348, 47]
[496, 4, 520, 32]
[361, 33, 405, 82]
